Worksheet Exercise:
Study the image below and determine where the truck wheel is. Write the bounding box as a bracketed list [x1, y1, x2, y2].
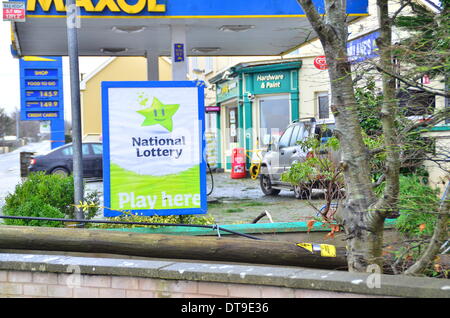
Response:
[260, 174, 280, 196]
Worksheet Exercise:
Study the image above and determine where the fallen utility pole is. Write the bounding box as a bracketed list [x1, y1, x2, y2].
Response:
[0, 226, 348, 270]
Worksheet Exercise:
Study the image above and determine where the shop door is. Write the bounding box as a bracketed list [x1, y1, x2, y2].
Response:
[205, 112, 218, 169]
[225, 105, 239, 150]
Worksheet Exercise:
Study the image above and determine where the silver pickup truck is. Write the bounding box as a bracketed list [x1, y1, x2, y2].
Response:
[259, 118, 337, 199]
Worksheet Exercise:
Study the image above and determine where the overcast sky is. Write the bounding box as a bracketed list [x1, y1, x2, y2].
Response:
[0, 18, 21, 116]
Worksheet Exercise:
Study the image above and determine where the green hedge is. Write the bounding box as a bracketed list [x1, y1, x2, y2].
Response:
[376, 175, 441, 237]
[2, 172, 99, 227]
[395, 175, 440, 237]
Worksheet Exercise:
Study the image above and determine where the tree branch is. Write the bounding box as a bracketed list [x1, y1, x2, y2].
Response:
[390, 0, 413, 23]
[372, 174, 386, 188]
[404, 182, 450, 276]
[374, 63, 450, 98]
[297, 0, 335, 44]
[391, 240, 426, 275]
[402, 107, 450, 134]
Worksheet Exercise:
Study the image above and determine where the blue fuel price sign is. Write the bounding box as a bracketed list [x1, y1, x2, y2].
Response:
[19, 56, 65, 148]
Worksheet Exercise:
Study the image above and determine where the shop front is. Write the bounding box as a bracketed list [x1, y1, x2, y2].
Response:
[210, 59, 301, 171]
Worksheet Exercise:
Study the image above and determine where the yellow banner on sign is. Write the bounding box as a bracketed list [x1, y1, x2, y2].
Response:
[22, 56, 57, 62]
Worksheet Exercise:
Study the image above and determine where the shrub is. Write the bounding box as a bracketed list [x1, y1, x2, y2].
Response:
[82, 190, 101, 220]
[281, 134, 344, 203]
[395, 175, 440, 237]
[94, 212, 216, 229]
[3, 172, 74, 215]
[376, 175, 440, 237]
[2, 196, 65, 227]
[2, 172, 100, 226]
[354, 79, 383, 136]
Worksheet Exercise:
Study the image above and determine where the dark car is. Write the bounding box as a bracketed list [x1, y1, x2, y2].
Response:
[28, 142, 103, 179]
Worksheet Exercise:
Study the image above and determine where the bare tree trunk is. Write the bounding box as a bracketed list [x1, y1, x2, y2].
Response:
[374, 0, 400, 215]
[297, 0, 383, 272]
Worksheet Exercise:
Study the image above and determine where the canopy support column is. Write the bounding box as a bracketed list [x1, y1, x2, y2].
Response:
[146, 51, 159, 81]
[171, 25, 188, 81]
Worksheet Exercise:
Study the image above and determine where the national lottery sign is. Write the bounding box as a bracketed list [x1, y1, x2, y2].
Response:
[102, 81, 207, 217]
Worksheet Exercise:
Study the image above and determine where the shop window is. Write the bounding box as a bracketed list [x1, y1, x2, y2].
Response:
[317, 93, 330, 119]
[259, 96, 290, 146]
[226, 106, 238, 145]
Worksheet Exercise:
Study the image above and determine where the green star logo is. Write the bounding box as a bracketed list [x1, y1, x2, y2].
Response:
[137, 97, 180, 132]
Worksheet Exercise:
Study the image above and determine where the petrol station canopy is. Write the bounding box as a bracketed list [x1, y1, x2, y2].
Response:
[10, 0, 369, 57]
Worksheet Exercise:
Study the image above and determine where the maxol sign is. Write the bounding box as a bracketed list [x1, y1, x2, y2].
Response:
[102, 81, 207, 217]
[22, 0, 368, 18]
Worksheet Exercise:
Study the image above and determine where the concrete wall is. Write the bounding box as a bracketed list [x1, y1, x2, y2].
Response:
[0, 253, 449, 298]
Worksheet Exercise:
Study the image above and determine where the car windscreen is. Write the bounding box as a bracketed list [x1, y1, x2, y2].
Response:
[91, 143, 103, 155]
[290, 122, 313, 146]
